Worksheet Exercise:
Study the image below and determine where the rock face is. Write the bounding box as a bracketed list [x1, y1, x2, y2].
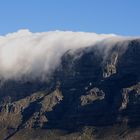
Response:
[80, 88, 105, 106]
[0, 39, 140, 140]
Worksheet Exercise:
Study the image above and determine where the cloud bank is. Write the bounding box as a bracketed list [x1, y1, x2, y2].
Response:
[0, 29, 132, 81]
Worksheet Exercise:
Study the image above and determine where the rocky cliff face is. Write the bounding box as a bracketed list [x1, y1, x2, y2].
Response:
[0, 39, 140, 140]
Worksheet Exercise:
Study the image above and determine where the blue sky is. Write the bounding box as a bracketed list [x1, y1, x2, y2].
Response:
[0, 0, 140, 36]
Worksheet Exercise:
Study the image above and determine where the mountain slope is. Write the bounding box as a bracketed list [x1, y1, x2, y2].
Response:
[0, 39, 140, 140]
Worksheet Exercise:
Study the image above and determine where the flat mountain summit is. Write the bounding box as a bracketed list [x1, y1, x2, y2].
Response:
[0, 32, 140, 140]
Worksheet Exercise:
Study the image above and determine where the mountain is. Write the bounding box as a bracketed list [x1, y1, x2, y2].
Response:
[0, 35, 140, 139]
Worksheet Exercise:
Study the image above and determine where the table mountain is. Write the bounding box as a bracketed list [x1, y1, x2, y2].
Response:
[0, 39, 140, 140]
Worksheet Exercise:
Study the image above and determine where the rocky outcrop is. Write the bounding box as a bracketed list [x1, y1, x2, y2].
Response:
[80, 88, 105, 106]
[103, 52, 118, 78]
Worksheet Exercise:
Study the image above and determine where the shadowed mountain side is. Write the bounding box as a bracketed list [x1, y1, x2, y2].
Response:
[0, 39, 140, 140]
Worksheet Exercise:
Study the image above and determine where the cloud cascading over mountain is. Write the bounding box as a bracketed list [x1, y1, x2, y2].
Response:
[0, 29, 133, 81]
[0, 30, 140, 140]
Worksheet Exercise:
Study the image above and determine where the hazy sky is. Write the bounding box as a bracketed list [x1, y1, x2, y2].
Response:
[0, 0, 140, 36]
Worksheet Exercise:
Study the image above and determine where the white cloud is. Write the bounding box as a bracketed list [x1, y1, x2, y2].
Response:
[0, 29, 132, 81]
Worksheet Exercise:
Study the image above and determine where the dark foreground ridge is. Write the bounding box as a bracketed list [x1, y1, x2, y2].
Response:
[0, 39, 140, 140]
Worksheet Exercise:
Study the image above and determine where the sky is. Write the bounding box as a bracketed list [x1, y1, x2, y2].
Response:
[0, 0, 140, 36]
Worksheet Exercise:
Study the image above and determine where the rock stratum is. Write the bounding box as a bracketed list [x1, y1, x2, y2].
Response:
[0, 37, 140, 140]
